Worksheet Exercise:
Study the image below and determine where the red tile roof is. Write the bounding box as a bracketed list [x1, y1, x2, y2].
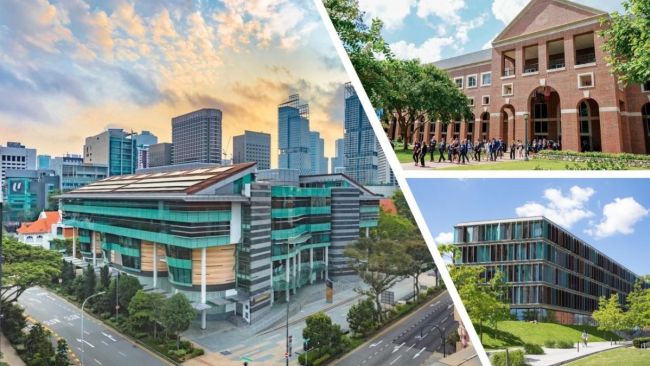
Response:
[380, 199, 397, 214]
[17, 211, 61, 235]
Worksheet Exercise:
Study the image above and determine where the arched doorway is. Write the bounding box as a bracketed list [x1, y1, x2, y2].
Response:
[500, 105, 515, 145]
[480, 112, 490, 141]
[528, 86, 561, 144]
[642, 103, 650, 153]
[577, 99, 601, 152]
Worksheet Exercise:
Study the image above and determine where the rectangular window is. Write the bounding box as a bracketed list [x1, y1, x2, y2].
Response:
[502, 83, 513, 96]
[642, 81, 650, 92]
[574, 32, 596, 65]
[454, 77, 464, 89]
[468, 97, 475, 106]
[467, 74, 478, 88]
[547, 39, 565, 70]
[578, 72, 594, 88]
[482, 96, 490, 105]
[481, 72, 492, 86]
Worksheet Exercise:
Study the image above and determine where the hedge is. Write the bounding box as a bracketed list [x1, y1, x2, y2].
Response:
[490, 350, 526, 366]
[536, 150, 650, 167]
[633, 337, 650, 348]
[524, 343, 544, 355]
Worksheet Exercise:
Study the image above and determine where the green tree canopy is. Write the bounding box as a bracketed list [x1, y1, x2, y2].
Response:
[593, 293, 626, 334]
[302, 312, 345, 354]
[347, 298, 378, 337]
[161, 293, 196, 349]
[128, 290, 165, 338]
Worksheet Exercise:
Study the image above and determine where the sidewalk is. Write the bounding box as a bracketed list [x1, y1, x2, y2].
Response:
[0, 333, 26, 366]
[524, 341, 626, 366]
[402, 157, 513, 170]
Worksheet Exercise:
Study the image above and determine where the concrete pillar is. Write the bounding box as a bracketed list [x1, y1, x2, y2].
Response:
[460, 121, 468, 140]
[270, 263, 274, 305]
[297, 251, 301, 288]
[292, 254, 297, 294]
[309, 248, 314, 284]
[201, 247, 207, 330]
[538, 41, 548, 72]
[325, 246, 329, 280]
[600, 109, 624, 153]
[434, 121, 442, 142]
[423, 121, 432, 142]
[490, 113, 502, 140]
[72, 228, 76, 259]
[153, 243, 157, 289]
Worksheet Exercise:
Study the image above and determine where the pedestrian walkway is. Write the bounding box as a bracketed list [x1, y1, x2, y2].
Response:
[402, 157, 515, 170]
[523, 341, 626, 366]
[0, 332, 26, 366]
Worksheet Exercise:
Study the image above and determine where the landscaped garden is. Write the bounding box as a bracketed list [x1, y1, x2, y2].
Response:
[480, 321, 619, 349]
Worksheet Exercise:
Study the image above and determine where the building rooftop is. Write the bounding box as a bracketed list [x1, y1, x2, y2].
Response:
[17, 211, 61, 234]
[432, 48, 492, 70]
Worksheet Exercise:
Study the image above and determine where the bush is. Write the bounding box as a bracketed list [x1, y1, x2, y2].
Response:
[633, 337, 650, 348]
[312, 353, 331, 366]
[191, 348, 205, 357]
[543, 340, 555, 348]
[524, 343, 544, 355]
[490, 350, 526, 366]
[555, 340, 574, 349]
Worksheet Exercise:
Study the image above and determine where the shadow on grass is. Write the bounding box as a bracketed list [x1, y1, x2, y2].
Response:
[562, 324, 621, 341]
[481, 325, 525, 348]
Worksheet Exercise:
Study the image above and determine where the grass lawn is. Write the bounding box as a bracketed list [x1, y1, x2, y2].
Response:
[479, 321, 620, 349]
[568, 347, 650, 366]
[439, 159, 588, 170]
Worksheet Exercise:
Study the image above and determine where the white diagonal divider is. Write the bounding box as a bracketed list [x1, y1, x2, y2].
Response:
[312, 1, 491, 364]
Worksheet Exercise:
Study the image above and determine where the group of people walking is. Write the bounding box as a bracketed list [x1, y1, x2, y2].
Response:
[410, 137, 561, 167]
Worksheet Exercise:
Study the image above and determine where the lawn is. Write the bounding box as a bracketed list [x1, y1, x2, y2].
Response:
[438, 159, 587, 170]
[479, 321, 620, 349]
[568, 347, 650, 366]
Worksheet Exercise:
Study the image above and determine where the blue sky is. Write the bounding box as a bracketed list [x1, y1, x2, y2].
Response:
[357, 0, 626, 63]
[408, 178, 650, 275]
[0, 0, 348, 164]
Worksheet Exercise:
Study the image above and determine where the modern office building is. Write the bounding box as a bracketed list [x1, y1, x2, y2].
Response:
[83, 129, 137, 176]
[51, 154, 108, 192]
[233, 131, 271, 170]
[377, 140, 397, 186]
[148, 142, 173, 168]
[37, 155, 51, 169]
[59, 163, 379, 327]
[389, 0, 650, 154]
[344, 83, 378, 185]
[4, 169, 59, 222]
[278, 94, 312, 175]
[453, 216, 642, 324]
[309, 131, 327, 175]
[133, 131, 158, 169]
[1, 141, 37, 201]
[331, 138, 345, 174]
[172, 109, 222, 165]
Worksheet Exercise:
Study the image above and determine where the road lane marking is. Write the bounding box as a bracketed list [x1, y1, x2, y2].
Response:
[392, 342, 405, 354]
[413, 347, 426, 359]
[76, 339, 95, 348]
[84, 331, 90, 335]
[369, 340, 383, 348]
[389, 355, 402, 365]
[407, 344, 415, 352]
[101, 341, 108, 346]
[101, 332, 117, 342]
[118, 352, 126, 357]
[94, 359, 102, 365]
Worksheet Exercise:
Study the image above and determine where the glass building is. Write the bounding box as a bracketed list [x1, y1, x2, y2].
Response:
[344, 82, 378, 185]
[278, 94, 312, 175]
[83, 129, 137, 176]
[60, 163, 379, 328]
[453, 217, 642, 324]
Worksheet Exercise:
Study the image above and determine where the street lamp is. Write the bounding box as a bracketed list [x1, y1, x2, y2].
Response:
[81, 291, 106, 366]
[523, 112, 530, 161]
[420, 324, 447, 357]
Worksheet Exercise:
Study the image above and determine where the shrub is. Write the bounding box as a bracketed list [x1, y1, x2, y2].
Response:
[524, 343, 544, 355]
[191, 348, 205, 357]
[555, 340, 574, 349]
[633, 337, 650, 348]
[490, 350, 526, 366]
[543, 340, 555, 348]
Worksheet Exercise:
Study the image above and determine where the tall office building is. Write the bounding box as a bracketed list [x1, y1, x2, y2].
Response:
[343, 83, 378, 185]
[51, 154, 108, 192]
[453, 216, 643, 324]
[1, 142, 37, 201]
[233, 131, 271, 170]
[148, 142, 173, 168]
[83, 129, 137, 176]
[133, 130, 158, 169]
[278, 94, 312, 175]
[4, 169, 59, 222]
[172, 108, 222, 165]
[330, 138, 345, 174]
[309, 131, 327, 175]
[377, 140, 397, 186]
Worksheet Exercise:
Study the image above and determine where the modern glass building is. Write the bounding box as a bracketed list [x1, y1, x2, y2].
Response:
[344, 82, 378, 185]
[51, 154, 108, 192]
[278, 94, 312, 175]
[309, 131, 327, 174]
[453, 216, 642, 324]
[60, 163, 379, 328]
[172, 108, 222, 165]
[83, 129, 137, 176]
[4, 169, 59, 222]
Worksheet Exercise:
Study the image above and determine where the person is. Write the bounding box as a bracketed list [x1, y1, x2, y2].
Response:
[460, 139, 469, 164]
[448, 139, 454, 162]
[419, 142, 428, 167]
[438, 139, 447, 162]
[429, 137, 437, 162]
[412, 141, 421, 166]
[485, 138, 491, 161]
[510, 140, 516, 160]
[582, 330, 588, 348]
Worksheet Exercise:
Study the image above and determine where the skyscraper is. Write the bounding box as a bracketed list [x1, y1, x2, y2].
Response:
[309, 131, 327, 174]
[233, 131, 271, 170]
[343, 83, 377, 185]
[330, 138, 345, 174]
[133, 130, 158, 169]
[377, 140, 397, 186]
[278, 94, 311, 175]
[83, 129, 137, 176]
[172, 108, 222, 165]
[148, 142, 173, 168]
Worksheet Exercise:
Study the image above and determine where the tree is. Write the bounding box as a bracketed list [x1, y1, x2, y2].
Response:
[303, 312, 345, 355]
[99, 265, 110, 290]
[347, 298, 378, 337]
[160, 293, 196, 349]
[593, 294, 626, 335]
[599, 0, 650, 85]
[400, 240, 436, 299]
[372, 210, 415, 241]
[391, 190, 414, 225]
[1, 302, 27, 344]
[1, 236, 60, 307]
[625, 280, 650, 330]
[54, 338, 70, 366]
[102, 274, 142, 315]
[50, 238, 72, 255]
[47, 188, 62, 211]
[24, 323, 55, 364]
[128, 290, 165, 339]
[81, 265, 97, 301]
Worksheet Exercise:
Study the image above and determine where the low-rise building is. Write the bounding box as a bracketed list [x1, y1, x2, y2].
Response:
[16, 210, 70, 249]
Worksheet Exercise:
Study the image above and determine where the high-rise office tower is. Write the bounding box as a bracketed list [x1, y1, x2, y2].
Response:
[278, 94, 311, 175]
[330, 138, 345, 174]
[172, 108, 222, 165]
[343, 83, 377, 185]
[133, 130, 158, 169]
[233, 131, 271, 170]
[1, 141, 37, 201]
[83, 129, 137, 176]
[148, 142, 173, 168]
[309, 131, 327, 175]
[377, 140, 397, 186]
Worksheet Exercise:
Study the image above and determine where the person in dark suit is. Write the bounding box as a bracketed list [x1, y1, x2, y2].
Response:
[438, 139, 447, 162]
[419, 142, 428, 167]
[429, 138, 437, 162]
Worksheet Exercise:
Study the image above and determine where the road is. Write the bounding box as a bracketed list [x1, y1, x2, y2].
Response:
[19, 287, 169, 366]
[334, 291, 457, 366]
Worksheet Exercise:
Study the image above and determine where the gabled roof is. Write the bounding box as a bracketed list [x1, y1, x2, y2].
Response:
[17, 211, 61, 235]
[432, 49, 492, 70]
[492, 0, 606, 45]
[65, 162, 256, 195]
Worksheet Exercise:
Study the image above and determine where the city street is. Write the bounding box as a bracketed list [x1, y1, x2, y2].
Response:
[18, 287, 170, 366]
[335, 291, 456, 366]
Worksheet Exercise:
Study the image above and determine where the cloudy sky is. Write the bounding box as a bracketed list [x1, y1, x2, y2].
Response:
[357, 0, 625, 63]
[408, 179, 650, 275]
[0, 0, 350, 165]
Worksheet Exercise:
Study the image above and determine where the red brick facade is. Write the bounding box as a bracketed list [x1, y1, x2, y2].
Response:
[388, 0, 650, 154]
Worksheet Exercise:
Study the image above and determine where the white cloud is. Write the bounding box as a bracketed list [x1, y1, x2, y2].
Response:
[585, 197, 649, 239]
[491, 0, 528, 24]
[416, 0, 465, 24]
[455, 13, 488, 44]
[390, 36, 454, 63]
[358, 0, 415, 30]
[515, 186, 595, 228]
[433, 231, 454, 245]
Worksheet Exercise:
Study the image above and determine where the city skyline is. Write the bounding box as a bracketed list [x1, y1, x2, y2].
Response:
[0, 0, 348, 165]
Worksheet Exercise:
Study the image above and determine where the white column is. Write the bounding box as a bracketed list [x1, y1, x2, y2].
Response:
[309, 248, 314, 284]
[366, 227, 370, 238]
[269, 263, 274, 305]
[201, 247, 207, 330]
[72, 228, 76, 259]
[152, 244, 158, 289]
[91, 232, 97, 267]
[325, 246, 329, 280]
[297, 251, 301, 286]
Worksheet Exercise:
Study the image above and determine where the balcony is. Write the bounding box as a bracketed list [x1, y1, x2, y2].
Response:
[575, 52, 596, 66]
[502, 68, 515, 77]
[523, 62, 539, 74]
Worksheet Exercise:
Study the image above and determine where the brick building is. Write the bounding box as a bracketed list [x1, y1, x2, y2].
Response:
[388, 0, 650, 154]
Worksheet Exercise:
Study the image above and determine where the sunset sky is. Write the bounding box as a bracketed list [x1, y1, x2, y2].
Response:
[0, 0, 349, 166]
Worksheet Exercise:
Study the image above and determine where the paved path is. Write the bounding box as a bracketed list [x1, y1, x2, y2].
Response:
[402, 157, 517, 170]
[1, 332, 26, 366]
[19, 287, 170, 366]
[518, 341, 625, 366]
[334, 291, 456, 366]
